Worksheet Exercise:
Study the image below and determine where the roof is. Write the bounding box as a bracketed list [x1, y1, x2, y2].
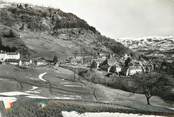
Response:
[0, 52, 19, 55]
[6, 52, 19, 55]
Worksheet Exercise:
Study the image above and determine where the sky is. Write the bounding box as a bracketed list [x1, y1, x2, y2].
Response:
[2, 0, 174, 39]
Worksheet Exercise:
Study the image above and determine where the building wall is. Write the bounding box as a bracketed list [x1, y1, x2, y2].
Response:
[0, 53, 20, 62]
[126, 66, 143, 76]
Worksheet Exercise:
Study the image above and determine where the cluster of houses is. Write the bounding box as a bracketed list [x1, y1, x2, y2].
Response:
[99, 53, 172, 76]
[88, 53, 169, 76]
[0, 51, 50, 67]
[1, 49, 171, 76]
[64, 52, 145, 76]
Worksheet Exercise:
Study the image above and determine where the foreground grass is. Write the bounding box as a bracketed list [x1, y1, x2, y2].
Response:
[5, 99, 174, 117]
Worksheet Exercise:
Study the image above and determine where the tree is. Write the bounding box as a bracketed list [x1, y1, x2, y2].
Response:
[132, 72, 167, 105]
[53, 55, 58, 65]
[73, 50, 79, 59]
[90, 60, 97, 70]
[19, 24, 25, 30]
[109, 65, 116, 73]
[24, 4, 28, 9]
[3, 29, 17, 38]
[99, 59, 109, 71]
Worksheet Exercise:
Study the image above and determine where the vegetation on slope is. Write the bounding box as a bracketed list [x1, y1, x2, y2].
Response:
[0, 2, 131, 59]
[79, 69, 174, 104]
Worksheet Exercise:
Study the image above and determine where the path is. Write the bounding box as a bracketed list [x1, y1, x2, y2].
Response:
[38, 72, 47, 82]
[0, 72, 48, 110]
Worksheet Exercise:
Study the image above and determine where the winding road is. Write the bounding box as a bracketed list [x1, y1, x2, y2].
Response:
[38, 72, 47, 82]
[0, 72, 49, 110]
[0, 71, 93, 110]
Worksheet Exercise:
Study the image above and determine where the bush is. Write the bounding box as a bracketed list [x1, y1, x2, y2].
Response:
[90, 60, 97, 70]
[2, 29, 19, 38]
[0, 9, 16, 27]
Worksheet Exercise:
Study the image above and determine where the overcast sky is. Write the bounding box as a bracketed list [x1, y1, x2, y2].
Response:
[3, 0, 174, 39]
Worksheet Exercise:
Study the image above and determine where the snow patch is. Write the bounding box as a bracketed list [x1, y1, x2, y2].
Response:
[62, 111, 165, 117]
[25, 95, 48, 99]
[30, 86, 38, 91]
[54, 95, 81, 100]
[0, 91, 30, 96]
[25, 86, 40, 94]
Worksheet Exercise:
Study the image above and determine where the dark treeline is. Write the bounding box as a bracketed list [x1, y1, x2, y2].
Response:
[0, 39, 17, 52]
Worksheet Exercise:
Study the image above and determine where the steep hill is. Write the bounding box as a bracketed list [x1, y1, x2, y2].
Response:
[118, 36, 174, 61]
[0, 2, 131, 60]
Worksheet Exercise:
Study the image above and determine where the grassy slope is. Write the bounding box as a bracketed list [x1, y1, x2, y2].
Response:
[6, 98, 174, 117]
[0, 65, 173, 110]
[0, 2, 131, 60]
[0, 2, 173, 115]
[0, 65, 173, 116]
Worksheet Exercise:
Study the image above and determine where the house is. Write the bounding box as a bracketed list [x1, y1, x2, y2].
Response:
[70, 55, 93, 65]
[35, 59, 48, 66]
[98, 52, 110, 60]
[108, 64, 122, 74]
[24, 59, 33, 66]
[0, 51, 20, 65]
[107, 60, 122, 73]
[126, 65, 143, 76]
[71, 56, 83, 65]
[0, 52, 20, 62]
[116, 65, 122, 73]
[36, 61, 47, 66]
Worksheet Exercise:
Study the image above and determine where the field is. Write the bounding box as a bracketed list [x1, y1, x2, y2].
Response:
[0, 64, 173, 117]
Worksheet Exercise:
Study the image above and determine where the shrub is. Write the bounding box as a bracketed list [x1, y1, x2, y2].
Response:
[2, 29, 18, 38]
[90, 60, 97, 70]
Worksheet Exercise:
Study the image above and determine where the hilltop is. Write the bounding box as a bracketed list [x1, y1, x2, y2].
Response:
[0, 2, 131, 60]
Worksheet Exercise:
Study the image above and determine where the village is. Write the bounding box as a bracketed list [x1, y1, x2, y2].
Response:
[0, 49, 171, 77]
[0, 3, 171, 77]
[0, 1, 174, 116]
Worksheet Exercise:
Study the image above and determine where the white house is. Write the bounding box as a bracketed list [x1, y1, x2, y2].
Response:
[36, 60, 48, 66]
[126, 66, 143, 76]
[0, 52, 20, 63]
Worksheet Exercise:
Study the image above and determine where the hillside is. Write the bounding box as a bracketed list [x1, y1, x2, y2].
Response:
[0, 2, 131, 60]
[118, 36, 174, 61]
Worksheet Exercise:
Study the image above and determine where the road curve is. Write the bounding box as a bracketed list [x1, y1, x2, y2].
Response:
[39, 72, 47, 82]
